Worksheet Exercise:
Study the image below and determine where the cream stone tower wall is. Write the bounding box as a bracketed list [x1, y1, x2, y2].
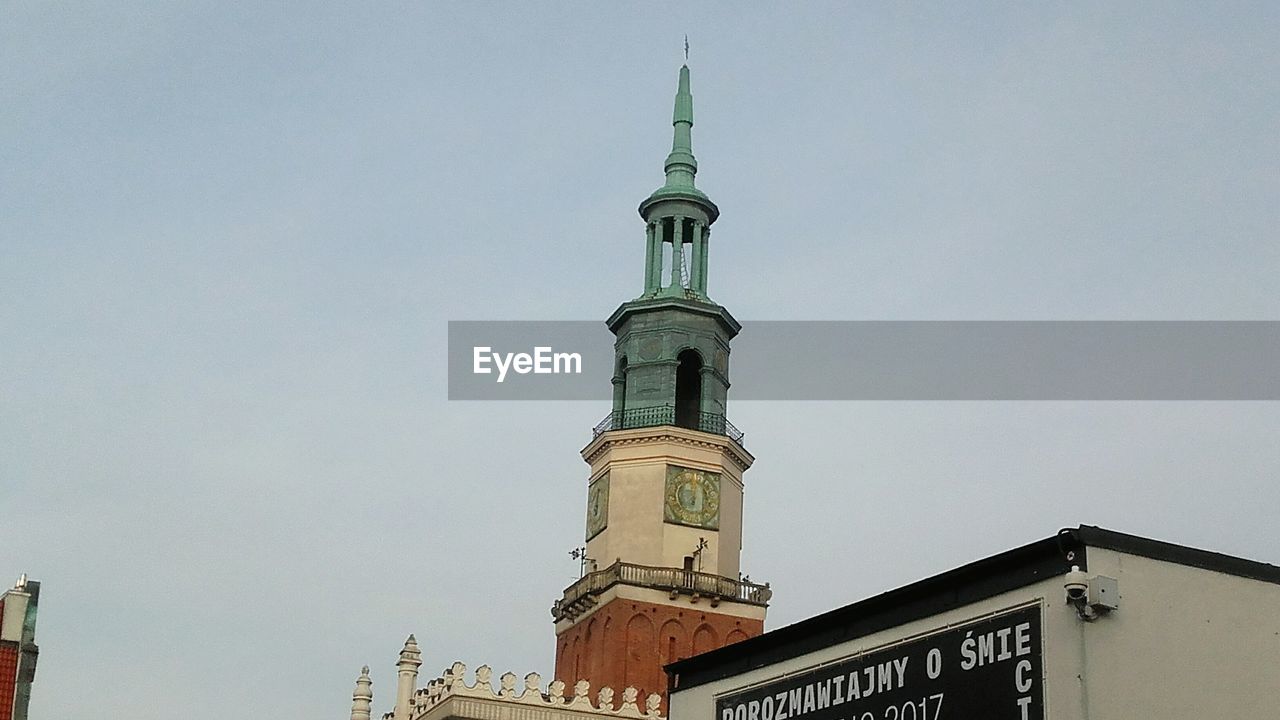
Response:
[582, 426, 752, 580]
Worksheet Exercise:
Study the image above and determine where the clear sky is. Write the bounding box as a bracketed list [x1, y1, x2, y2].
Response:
[3, 3, 1278, 719]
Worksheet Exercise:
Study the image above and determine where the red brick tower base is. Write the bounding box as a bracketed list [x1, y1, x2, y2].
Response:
[554, 597, 763, 710]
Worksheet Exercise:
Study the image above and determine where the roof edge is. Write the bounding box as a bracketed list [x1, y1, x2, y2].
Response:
[1074, 525, 1280, 585]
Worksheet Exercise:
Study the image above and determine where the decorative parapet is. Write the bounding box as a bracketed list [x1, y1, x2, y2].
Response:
[553, 561, 771, 622]
[403, 661, 663, 720]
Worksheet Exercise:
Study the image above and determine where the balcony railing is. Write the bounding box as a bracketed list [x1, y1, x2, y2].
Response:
[552, 560, 771, 621]
[592, 405, 745, 446]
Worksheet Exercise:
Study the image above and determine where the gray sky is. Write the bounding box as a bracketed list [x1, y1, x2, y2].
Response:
[3, 3, 1278, 719]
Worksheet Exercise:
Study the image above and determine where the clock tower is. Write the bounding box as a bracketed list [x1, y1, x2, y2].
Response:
[551, 64, 770, 708]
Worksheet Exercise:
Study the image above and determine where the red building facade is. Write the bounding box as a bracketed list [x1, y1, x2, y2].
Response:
[0, 576, 39, 720]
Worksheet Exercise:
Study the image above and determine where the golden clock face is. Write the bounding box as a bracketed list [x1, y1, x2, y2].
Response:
[664, 466, 720, 530]
[586, 473, 609, 540]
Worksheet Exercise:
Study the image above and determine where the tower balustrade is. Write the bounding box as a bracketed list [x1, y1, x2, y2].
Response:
[591, 405, 744, 446]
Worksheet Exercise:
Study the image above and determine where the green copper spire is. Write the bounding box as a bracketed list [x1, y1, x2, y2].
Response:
[607, 62, 741, 432]
[639, 64, 718, 221]
[664, 64, 697, 187]
[636, 62, 721, 302]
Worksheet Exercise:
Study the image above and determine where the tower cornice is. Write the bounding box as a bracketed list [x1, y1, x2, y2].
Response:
[580, 425, 755, 472]
[638, 188, 719, 225]
[606, 298, 740, 337]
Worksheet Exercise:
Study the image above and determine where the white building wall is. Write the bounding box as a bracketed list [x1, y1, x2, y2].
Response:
[1078, 549, 1280, 719]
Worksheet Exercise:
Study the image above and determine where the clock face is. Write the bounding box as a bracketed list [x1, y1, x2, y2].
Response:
[664, 466, 720, 530]
[586, 473, 609, 540]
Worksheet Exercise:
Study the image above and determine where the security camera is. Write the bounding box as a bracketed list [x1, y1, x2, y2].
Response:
[1064, 566, 1089, 602]
[1063, 565, 1119, 620]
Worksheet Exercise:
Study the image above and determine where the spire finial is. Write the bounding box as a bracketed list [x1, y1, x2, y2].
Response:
[684, 34, 689, 62]
[399, 634, 421, 664]
[351, 666, 374, 720]
[662, 64, 697, 188]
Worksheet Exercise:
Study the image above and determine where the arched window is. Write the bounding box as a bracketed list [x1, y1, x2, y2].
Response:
[675, 349, 702, 429]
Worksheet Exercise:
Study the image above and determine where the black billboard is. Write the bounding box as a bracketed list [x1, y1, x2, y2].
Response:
[716, 605, 1043, 720]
